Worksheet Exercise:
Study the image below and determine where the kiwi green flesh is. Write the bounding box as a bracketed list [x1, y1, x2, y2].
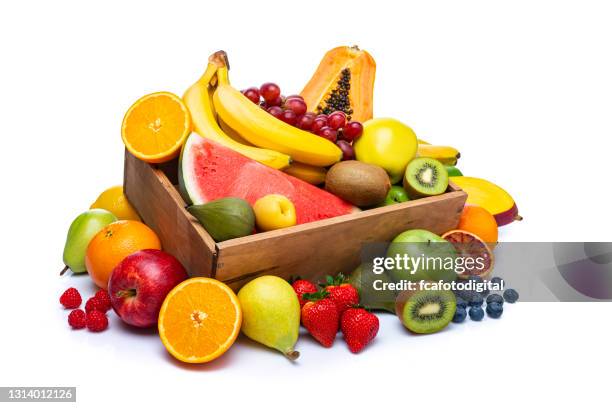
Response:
[404, 158, 449, 198]
[401, 290, 456, 334]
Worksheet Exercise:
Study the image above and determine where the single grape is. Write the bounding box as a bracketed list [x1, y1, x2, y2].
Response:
[267, 106, 284, 119]
[327, 111, 347, 130]
[317, 126, 337, 142]
[342, 121, 363, 142]
[242, 87, 261, 104]
[336, 140, 355, 160]
[285, 94, 304, 101]
[266, 96, 283, 107]
[311, 117, 328, 134]
[315, 114, 329, 122]
[284, 98, 307, 116]
[260, 83, 281, 102]
[279, 109, 297, 126]
[296, 113, 315, 131]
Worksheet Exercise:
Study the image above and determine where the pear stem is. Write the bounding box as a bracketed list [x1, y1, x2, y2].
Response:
[284, 350, 300, 361]
[59, 265, 69, 276]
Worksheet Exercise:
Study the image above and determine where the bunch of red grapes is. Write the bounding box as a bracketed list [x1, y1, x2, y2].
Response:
[241, 82, 364, 161]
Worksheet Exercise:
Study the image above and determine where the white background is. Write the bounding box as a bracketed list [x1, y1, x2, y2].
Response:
[1, 0, 611, 406]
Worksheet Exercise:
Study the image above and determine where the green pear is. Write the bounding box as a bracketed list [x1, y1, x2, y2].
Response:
[62, 209, 117, 274]
[348, 264, 396, 313]
[237, 276, 300, 360]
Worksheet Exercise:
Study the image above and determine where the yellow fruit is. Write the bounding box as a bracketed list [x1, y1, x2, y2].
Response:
[354, 118, 418, 183]
[417, 145, 461, 166]
[183, 51, 291, 170]
[158, 278, 242, 363]
[253, 194, 297, 231]
[121, 92, 191, 163]
[450, 176, 522, 226]
[90, 186, 140, 221]
[283, 162, 327, 185]
[213, 66, 342, 167]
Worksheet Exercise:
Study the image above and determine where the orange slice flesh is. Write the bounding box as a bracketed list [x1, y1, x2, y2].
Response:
[158, 278, 242, 363]
[121, 92, 191, 163]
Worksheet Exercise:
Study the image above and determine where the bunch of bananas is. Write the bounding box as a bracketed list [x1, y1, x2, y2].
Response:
[182, 51, 342, 173]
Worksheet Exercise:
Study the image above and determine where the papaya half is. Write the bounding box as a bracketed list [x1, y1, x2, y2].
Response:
[300, 45, 375, 123]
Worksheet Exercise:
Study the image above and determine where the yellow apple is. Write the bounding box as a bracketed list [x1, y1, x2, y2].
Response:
[253, 194, 297, 231]
[354, 118, 418, 184]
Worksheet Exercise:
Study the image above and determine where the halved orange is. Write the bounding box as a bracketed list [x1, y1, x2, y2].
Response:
[442, 229, 494, 279]
[158, 278, 242, 363]
[121, 92, 191, 163]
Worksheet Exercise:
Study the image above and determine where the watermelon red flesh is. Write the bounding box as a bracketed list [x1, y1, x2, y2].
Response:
[180, 135, 355, 224]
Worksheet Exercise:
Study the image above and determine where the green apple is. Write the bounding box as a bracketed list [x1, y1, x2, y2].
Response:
[386, 229, 457, 283]
[62, 209, 117, 273]
[445, 165, 463, 177]
[383, 186, 409, 206]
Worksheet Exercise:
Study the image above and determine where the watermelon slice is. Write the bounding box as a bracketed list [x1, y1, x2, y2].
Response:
[179, 135, 355, 224]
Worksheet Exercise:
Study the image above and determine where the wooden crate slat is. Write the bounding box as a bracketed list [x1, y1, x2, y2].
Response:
[123, 151, 217, 278]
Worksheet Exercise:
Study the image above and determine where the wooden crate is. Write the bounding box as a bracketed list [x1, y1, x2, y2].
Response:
[124, 151, 467, 290]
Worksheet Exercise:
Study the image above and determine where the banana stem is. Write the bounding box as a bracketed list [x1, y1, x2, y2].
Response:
[216, 66, 229, 86]
[208, 50, 229, 69]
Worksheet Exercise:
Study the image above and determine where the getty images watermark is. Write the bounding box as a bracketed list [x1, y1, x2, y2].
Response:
[357, 242, 612, 302]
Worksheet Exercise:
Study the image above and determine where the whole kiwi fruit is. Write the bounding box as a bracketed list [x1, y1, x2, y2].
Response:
[325, 160, 391, 207]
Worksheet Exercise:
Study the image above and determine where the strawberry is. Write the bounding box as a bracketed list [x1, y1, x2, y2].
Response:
[301, 291, 339, 347]
[321, 274, 359, 316]
[341, 307, 379, 353]
[291, 278, 317, 308]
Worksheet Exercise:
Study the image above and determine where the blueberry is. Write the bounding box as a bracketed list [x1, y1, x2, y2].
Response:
[456, 297, 468, 309]
[468, 293, 483, 307]
[486, 294, 504, 305]
[453, 307, 467, 323]
[503, 289, 519, 303]
[454, 289, 477, 302]
[486, 302, 504, 318]
[468, 275, 484, 284]
[469, 306, 484, 321]
[490, 277, 505, 288]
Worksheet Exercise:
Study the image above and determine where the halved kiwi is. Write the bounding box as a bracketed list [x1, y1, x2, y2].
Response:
[395, 287, 456, 334]
[403, 158, 449, 198]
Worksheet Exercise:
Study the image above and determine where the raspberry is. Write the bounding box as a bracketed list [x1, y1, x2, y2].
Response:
[86, 310, 108, 332]
[68, 309, 86, 329]
[60, 288, 82, 309]
[94, 289, 112, 312]
[85, 297, 104, 313]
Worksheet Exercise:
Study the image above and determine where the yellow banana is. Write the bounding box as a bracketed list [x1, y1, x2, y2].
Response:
[417, 138, 431, 145]
[218, 117, 254, 146]
[417, 144, 460, 166]
[283, 162, 327, 185]
[213, 66, 342, 167]
[183, 52, 291, 170]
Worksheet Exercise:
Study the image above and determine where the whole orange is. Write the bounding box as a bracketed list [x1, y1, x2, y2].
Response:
[457, 205, 499, 248]
[85, 220, 161, 289]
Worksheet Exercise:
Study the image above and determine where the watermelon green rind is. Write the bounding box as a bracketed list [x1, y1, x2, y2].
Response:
[179, 134, 356, 224]
[178, 134, 200, 206]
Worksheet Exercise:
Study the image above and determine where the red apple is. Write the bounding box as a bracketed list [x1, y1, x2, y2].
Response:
[108, 249, 187, 328]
